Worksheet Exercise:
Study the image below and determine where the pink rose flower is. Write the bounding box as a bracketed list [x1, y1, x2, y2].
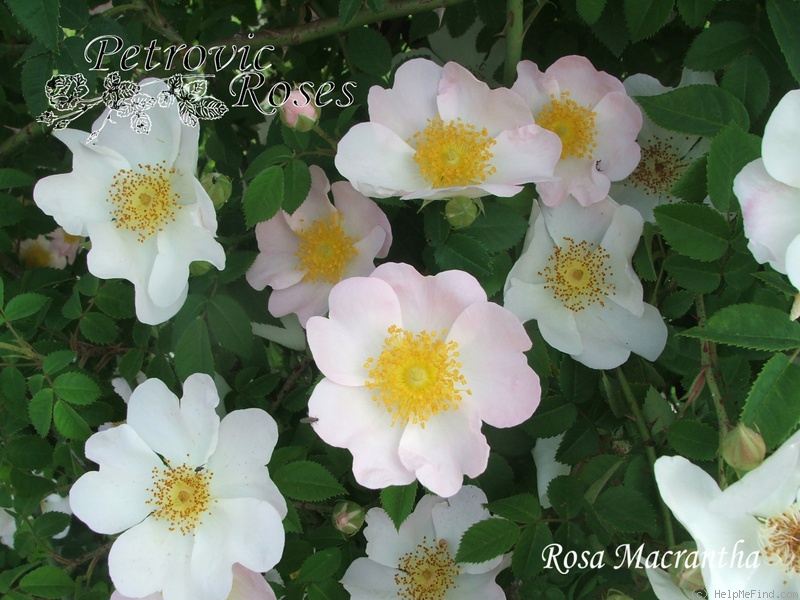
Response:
[306, 262, 541, 497]
[246, 165, 391, 327]
[734, 90, 800, 288]
[512, 55, 643, 207]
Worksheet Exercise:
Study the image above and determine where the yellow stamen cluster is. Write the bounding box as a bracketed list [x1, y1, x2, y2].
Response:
[395, 538, 460, 600]
[759, 504, 800, 574]
[539, 237, 615, 312]
[364, 325, 470, 427]
[411, 117, 496, 188]
[19, 242, 52, 269]
[294, 212, 358, 283]
[536, 91, 597, 160]
[109, 162, 180, 242]
[146, 463, 214, 535]
[628, 137, 688, 196]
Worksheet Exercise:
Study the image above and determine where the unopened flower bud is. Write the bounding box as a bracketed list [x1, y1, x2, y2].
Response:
[280, 90, 319, 132]
[721, 422, 766, 472]
[444, 197, 481, 229]
[201, 173, 232, 210]
[668, 542, 705, 592]
[605, 592, 633, 600]
[331, 501, 366, 536]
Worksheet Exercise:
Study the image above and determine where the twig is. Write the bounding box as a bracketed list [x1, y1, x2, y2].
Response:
[212, 0, 468, 49]
[617, 367, 675, 547]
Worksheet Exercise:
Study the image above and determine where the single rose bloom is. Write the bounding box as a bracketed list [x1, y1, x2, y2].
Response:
[341, 485, 511, 599]
[246, 165, 391, 327]
[504, 196, 666, 369]
[69, 374, 286, 600]
[306, 262, 541, 498]
[33, 78, 225, 324]
[512, 55, 643, 207]
[654, 427, 800, 594]
[612, 69, 715, 221]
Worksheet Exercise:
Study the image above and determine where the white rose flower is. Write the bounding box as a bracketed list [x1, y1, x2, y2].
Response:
[69, 374, 286, 600]
[654, 428, 800, 594]
[612, 70, 715, 222]
[341, 485, 510, 599]
[33, 78, 225, 325]
[504, 196, 667, 369]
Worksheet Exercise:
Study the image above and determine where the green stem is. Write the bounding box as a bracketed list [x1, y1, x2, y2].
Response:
[133, 0, 184, 45]
[213, 0, 467, 49]
[0, 121, 46, 163]
[97, 3, 147, 18]
[695, 295, 731, 488]
[312, 124, 338, 151]
[503, 0, 524, 87]
[616, 367, 675, 547]
[522, 2, 546, 38]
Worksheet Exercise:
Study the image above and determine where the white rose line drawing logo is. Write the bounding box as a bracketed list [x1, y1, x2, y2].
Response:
[37, 72, 228, 139]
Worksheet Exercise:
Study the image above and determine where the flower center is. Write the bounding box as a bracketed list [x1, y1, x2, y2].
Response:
[539, 237, 616, 312]
[294, 212, 358, 284]
[759, 504, 800, 574]
[628, 137, 687, 196]
[20, 240, 52, 269]
[364, 325, 470, 427]
[146, 463, 213, 535]
[395, 538, 460, 600]
[411, 117, 497, 188]
[536, 92, 597, 160]
[109, 162, 181, 243]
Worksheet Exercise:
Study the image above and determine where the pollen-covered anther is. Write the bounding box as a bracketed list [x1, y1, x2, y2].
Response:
[539, 236, 615, 312]
[146, 463, 213, 535]
[759, 504, 800, 574]
[394, 537, 460, 600]
[536, 91, 598, 160]
[109, 162, 181, 242]
[294, 212, 358, 283]
[411, 117, 496, 188]
[364, 325, 469, 427]
[628, 136, 688, 196]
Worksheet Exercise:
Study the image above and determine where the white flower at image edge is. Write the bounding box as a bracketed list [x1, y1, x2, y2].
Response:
[504, 197, 667, 369]
[654, 427, 800, 594]
[341, 485, 510, 599]
[0, 507, 15, 548]
[33, 78, 225, 325]
[68, 374, 287, 600]
[734, 89, 800, 289]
